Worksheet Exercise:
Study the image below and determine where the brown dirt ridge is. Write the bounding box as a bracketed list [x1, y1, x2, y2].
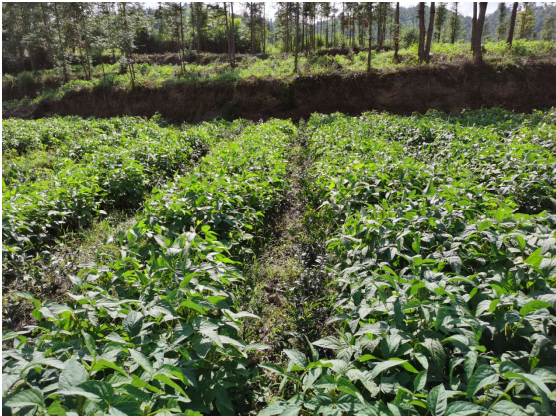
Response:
[5, 62, 556, 122]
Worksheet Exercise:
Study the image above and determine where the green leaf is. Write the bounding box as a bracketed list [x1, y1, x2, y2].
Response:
[370, 359, 408, 379]
[414, 370, 427, 392]
[258, 401, 300, 416]
[47, 403, 68, 415]
[445, 402, 483, 416]
[337, 377, 364, 403]
[82, 331, 97, 360]
[314, 375, 336, 389]
[123, 311, 143, 338]
[524, 247, 543, 267]
[503, 371, 551, 396]
[446, 255, 462, 274]
[59, 381, 114, 403]
[283, 349, 308, 369]
[59, 358, 88, 390]
[466, 365, 498, 398]
[539, 257, 556, 278]
[260, 363, 301, 383]
[92, 359, 128, 376]
[214, 385, 234, 416]
[180, 300, 206, 315]
[109, 399, 143, 416]
[519, 300, 551, 317]
[313, 336, 343, 350]
[427, 384, 448, 416]
[129, 349, 154, 377]
[117, 385, 151, 402]
[422, 338, 446, 372]
[487, 400, 527, 416]
[259, 363, 286, 375]
[153, 374, 190, 400]
[5, 388, 46, 409]
[2, 374, 20, 396]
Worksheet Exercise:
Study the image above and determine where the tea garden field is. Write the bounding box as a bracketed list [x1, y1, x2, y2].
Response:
[2, 108, 556, 415]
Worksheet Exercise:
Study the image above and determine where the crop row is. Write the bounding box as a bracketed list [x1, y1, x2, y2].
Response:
[3, 116, 244, 185]
[261, 110, 556, 415]
[2, 117, 246, 280]
[2, 116, 153, 156]
[2, 119, 294, 415]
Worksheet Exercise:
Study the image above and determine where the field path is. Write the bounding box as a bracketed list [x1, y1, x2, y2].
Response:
[239, 122, 331, 362]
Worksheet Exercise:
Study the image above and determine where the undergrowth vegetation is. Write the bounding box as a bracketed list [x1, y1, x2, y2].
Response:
[3, 40, 555, 112]
[2, 108, 556, 415]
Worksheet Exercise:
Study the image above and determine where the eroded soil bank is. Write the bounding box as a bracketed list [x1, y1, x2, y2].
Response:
[5, 62, 556, 122]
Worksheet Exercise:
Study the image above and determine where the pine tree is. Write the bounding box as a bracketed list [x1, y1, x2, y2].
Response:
[496, 2, 509, 41]
[518, 3, 535, 40]
[448, 2, 462, 44]
[435, 3, 448, 42]
[541, 13, 555, 42]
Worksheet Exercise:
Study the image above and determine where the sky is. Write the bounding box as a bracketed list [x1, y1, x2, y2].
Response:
[142, 2, 505, 20]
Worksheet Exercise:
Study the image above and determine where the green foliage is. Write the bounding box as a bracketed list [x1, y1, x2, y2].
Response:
[260, 108, 556, 415]
[2, 119, 295, 415]
[3, 108, 556, 415]
[2, 116, 246, 280]
[4, 40, 556, 113]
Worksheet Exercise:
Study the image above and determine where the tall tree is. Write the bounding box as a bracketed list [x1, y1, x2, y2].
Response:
[425, 3, 436, 62]
[496, 2, 509, 41]
[472, 2, 487, 63]
[294, 2, 300, 73]
[449, 2, 461, 44]
[394, 2, 400, 62]
[507, 2, 518, 47]
[53, 2, 68, 83]
[262, 3, 266, 53]
[435, 3, 448, 42]
[322, 3, 331, 48]
[179, 2, 185, 73]
[367, 2, 373, 72]
[471, 2, 477, 51]
[230, 2, 236, 66]
[195, 2, 202, 62]
[418, 2, 426, 63]
[541, 12, 556, 42]
[518, 3, 535, 40]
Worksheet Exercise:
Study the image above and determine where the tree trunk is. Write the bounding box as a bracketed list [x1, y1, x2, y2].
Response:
[341, 3, 345, 48]
[285, 5, 290, 53]
[179, 2, 185, 73]
[326, 14, 329, 48]
[313, 13, 316, 50]
[196, 3, 202, 63]
[53, 3, 68, 83]
[473, 2, 488, 63]
[230, 3, 236, 67]
[394, 2, 400, 62]
[302, 9, 305, 52]
[367, 3, 373, 72]
[507, 2, 518, 47]
[471, 3, 477, 51]
[294, 3, 300, 73]
[41, 4, 54, 68]
[250, 2, 254, 53]
[224, 2, 231, 66]
[263, 3, 266, 53]
[451, 3, 458, 44]
[418, 2, 426, 63]
[377, 5, 383, 49]
[332, 16, 335, 48]
[425, 2, 435, 62]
